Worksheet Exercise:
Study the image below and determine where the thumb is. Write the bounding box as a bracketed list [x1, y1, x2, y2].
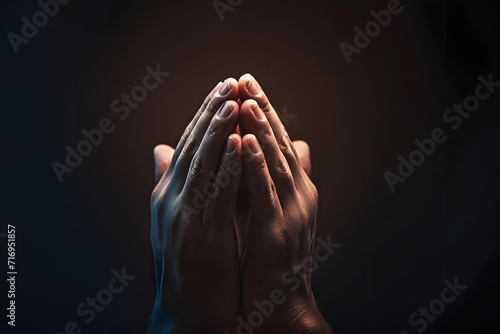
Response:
[153, 144, 175, 185]
[292, 140, 311, 176]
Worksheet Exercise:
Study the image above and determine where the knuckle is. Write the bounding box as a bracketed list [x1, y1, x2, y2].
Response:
[277, 133, 291, 152]
[151, 192, 167, 214]
[254, 158, 268, 172]
[175, 139, 197, 171]
[203, 100, 218, 118]
[182, 137, 197, 156]
[274, 155, 290, 176]
[188, 154, 204, 181]
[261, 181, 277, 202]
[279, 137, 297, 162]
[257, 126, 274, 144]
[218, 163, 234, 184]
[261, 101, 272, 115]
[181, 125, 192, 143]
[206, 123, 220, 138]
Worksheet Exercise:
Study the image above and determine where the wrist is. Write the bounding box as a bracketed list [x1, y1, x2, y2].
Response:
[147, 302, 178, 334]
[148, 299, 240, 334]
[259, 298, 333, 334]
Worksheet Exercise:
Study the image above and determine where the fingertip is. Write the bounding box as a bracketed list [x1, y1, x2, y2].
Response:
[242, 99, 267, 123]
[229, 132, 242, 142]
[238, 74, 254, 94]
[218, 77, 239, 98]
[227, 99, 240, 111]
[240, 99, 258, 121]
[241, 99, 259, 110]
[242, 133, 256, 147]
[215, 81, 224, 90]
[224, 77, 238, 85]
[238, 73, 253, 83]
[208, 81, 224, 98]
[226, 134, 241, 155]
[242, 134, 262, 156]
[238, 74, 265, 103]
[215, 100, 240, 120]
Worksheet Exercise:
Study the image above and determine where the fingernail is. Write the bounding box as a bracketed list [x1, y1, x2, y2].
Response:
[226, 137, 237, 154]
[251, 103, 266, 121]
[246, 77, 260, 95]
[219, 81, 231, 95]
[247, 135, 260, 154]
[217, 101, 233, 118]
[214, 81, 223, 91]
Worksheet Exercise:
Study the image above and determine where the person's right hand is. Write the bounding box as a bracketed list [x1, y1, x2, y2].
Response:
[237, 74, 333, 333]
[148, 79, 243, 333]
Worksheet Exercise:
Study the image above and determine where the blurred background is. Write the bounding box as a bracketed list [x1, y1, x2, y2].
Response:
[1, 0, 499, 333]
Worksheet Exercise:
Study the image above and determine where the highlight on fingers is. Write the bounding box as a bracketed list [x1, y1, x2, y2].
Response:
[167, 81, 224, 173]
[238, 73, 264, 99]
[238, 74, 303, 181]
[242, 133, 262, 157]
[178, 99, 241, 211]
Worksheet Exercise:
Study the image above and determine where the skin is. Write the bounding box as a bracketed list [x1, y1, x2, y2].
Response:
[148, 75, 333, 333]
[148, 79, 242, 333]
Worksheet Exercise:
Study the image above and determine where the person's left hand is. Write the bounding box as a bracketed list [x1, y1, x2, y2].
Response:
[149, 79, 243, 333]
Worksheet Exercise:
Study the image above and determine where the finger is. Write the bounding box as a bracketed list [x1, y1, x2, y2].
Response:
[156, 81, 224, 191]
[240, 100, 295, 200]
[204, 134, 242, 230]
[238, 74, 302, 178]
[174, 78, 239, 188]
[170, 81, 223, 169]
[241, 134, 282, 223]
[292, 140, 311, 177]
[153, 144, 175, 185]
[181, 100, 240, 205]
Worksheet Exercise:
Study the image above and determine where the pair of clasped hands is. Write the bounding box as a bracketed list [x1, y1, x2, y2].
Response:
[147, 74, 333, 334]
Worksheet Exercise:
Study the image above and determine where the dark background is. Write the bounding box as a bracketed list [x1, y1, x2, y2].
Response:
[1, 0, 499, 333]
